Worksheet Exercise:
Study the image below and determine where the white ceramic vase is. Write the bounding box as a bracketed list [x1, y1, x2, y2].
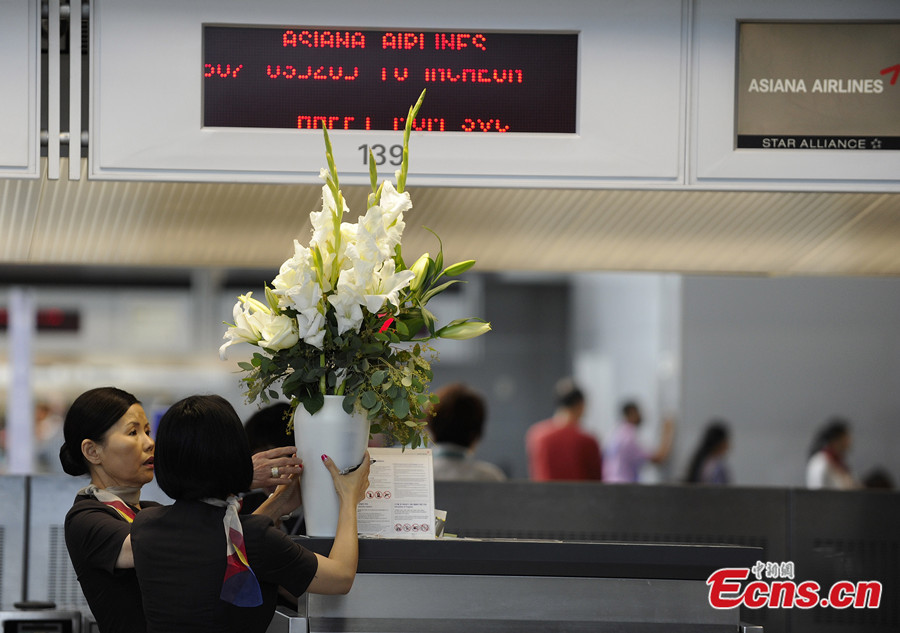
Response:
[293, 395, 369, 537]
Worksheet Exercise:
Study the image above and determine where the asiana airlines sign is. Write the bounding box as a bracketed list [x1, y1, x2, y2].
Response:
[736, 22, 900, 150]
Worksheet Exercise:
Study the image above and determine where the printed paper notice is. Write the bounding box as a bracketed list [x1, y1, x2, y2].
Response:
[357, 447, 435, 539]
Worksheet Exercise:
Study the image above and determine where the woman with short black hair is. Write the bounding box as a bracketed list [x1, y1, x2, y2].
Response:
[131, 394, 370, 633]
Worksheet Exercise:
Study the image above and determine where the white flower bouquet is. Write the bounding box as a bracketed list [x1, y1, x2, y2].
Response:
[220, 91, 490, 447]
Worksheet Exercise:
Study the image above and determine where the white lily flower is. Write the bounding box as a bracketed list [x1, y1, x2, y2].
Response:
[218, 293, 267, 359]
[257, 312, 300, 351]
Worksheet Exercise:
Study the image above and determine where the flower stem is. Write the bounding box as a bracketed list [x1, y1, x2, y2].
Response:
[319, 353, 326, 394]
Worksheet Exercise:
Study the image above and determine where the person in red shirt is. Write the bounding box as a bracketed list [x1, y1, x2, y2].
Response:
[526, 378, 602, 481]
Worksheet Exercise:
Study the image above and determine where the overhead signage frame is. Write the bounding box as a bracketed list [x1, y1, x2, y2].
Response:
[735, 22, 900, 151]
[691, 0, 900, 191]
[89, 0, 686, 187]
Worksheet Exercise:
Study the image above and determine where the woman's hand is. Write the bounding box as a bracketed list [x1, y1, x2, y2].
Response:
[308, 451, 371, 595]
[251, 446, 303, 490]
[322, 451, 371, 506]
[252, 473, 303, 523]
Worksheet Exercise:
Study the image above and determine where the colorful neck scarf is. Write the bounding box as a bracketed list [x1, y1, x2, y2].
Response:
[79, 484, 140, 523]
[201, 496, 263, 608]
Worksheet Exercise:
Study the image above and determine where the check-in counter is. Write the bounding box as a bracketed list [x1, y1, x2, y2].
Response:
[268, 537, 761, 633]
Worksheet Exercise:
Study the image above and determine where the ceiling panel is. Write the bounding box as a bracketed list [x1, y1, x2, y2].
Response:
[2, 159, 900, 277]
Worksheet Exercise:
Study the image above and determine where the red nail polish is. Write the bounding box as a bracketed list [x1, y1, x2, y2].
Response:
[321, 454, 328, 462]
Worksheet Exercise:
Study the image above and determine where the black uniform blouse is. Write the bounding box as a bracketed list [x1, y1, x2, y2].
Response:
[131, 499, 319, 633]
[64, 494, 162, 633]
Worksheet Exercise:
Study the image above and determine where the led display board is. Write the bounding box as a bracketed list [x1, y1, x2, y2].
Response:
[203, 26, 578, 134]
[90, 0, 686, 187]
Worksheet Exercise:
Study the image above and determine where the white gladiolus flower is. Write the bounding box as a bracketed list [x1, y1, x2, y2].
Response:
[328, 276, 365, 335]
[297, 309, 326, 349]
[379, 181, 412, 225]
[364, 259, 415, 313]
[310, 184, 348, 249]
[281, 279, 323, 315]
[272, 242, 319, 309]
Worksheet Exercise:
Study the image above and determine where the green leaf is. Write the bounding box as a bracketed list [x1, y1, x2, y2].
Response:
[238, 361, 254, 371]
[371, 370, 387, 386]
[422, 279, 462, 304]
[393, 398, 410, 419]
[303, 392, 324, 415]
[368, 149, 378, 193]
[361, 343, 383, 356]
[360, 390, 378, 408]
[420, 307, 437, 336]
[343, 394, 357, 414]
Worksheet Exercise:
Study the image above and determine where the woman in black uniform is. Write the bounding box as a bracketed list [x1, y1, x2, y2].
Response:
[60, 387, 303, 633]
[130, 394, 370, 633]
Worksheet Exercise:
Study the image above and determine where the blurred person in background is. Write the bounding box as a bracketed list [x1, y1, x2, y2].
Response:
[35, 398, 65, 473]
[427, 383, 506, 481]
[526, 378, 602, 481]
[604, 400, 675, 483]
[806, 418, 858, 490]
[684, 420, 731, 485]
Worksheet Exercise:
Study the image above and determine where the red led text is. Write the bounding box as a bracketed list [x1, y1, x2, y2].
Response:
[297, 115, 362, 130]
[204, 63, 243, 78]
[434, 33, 487, 51]
[282, 30, 366, 49]
[382, 32, 426, 50]
[267, 65, 359, 81]
[424, 68, 523, 84]
[462, 118, 510, 132]
[392, 117, 447, 132]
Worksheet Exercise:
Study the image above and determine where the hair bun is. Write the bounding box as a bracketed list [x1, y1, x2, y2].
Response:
[59, 443, 88, 477]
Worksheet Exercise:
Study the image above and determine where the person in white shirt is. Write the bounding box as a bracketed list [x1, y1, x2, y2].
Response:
[806, 418, 858, 490]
